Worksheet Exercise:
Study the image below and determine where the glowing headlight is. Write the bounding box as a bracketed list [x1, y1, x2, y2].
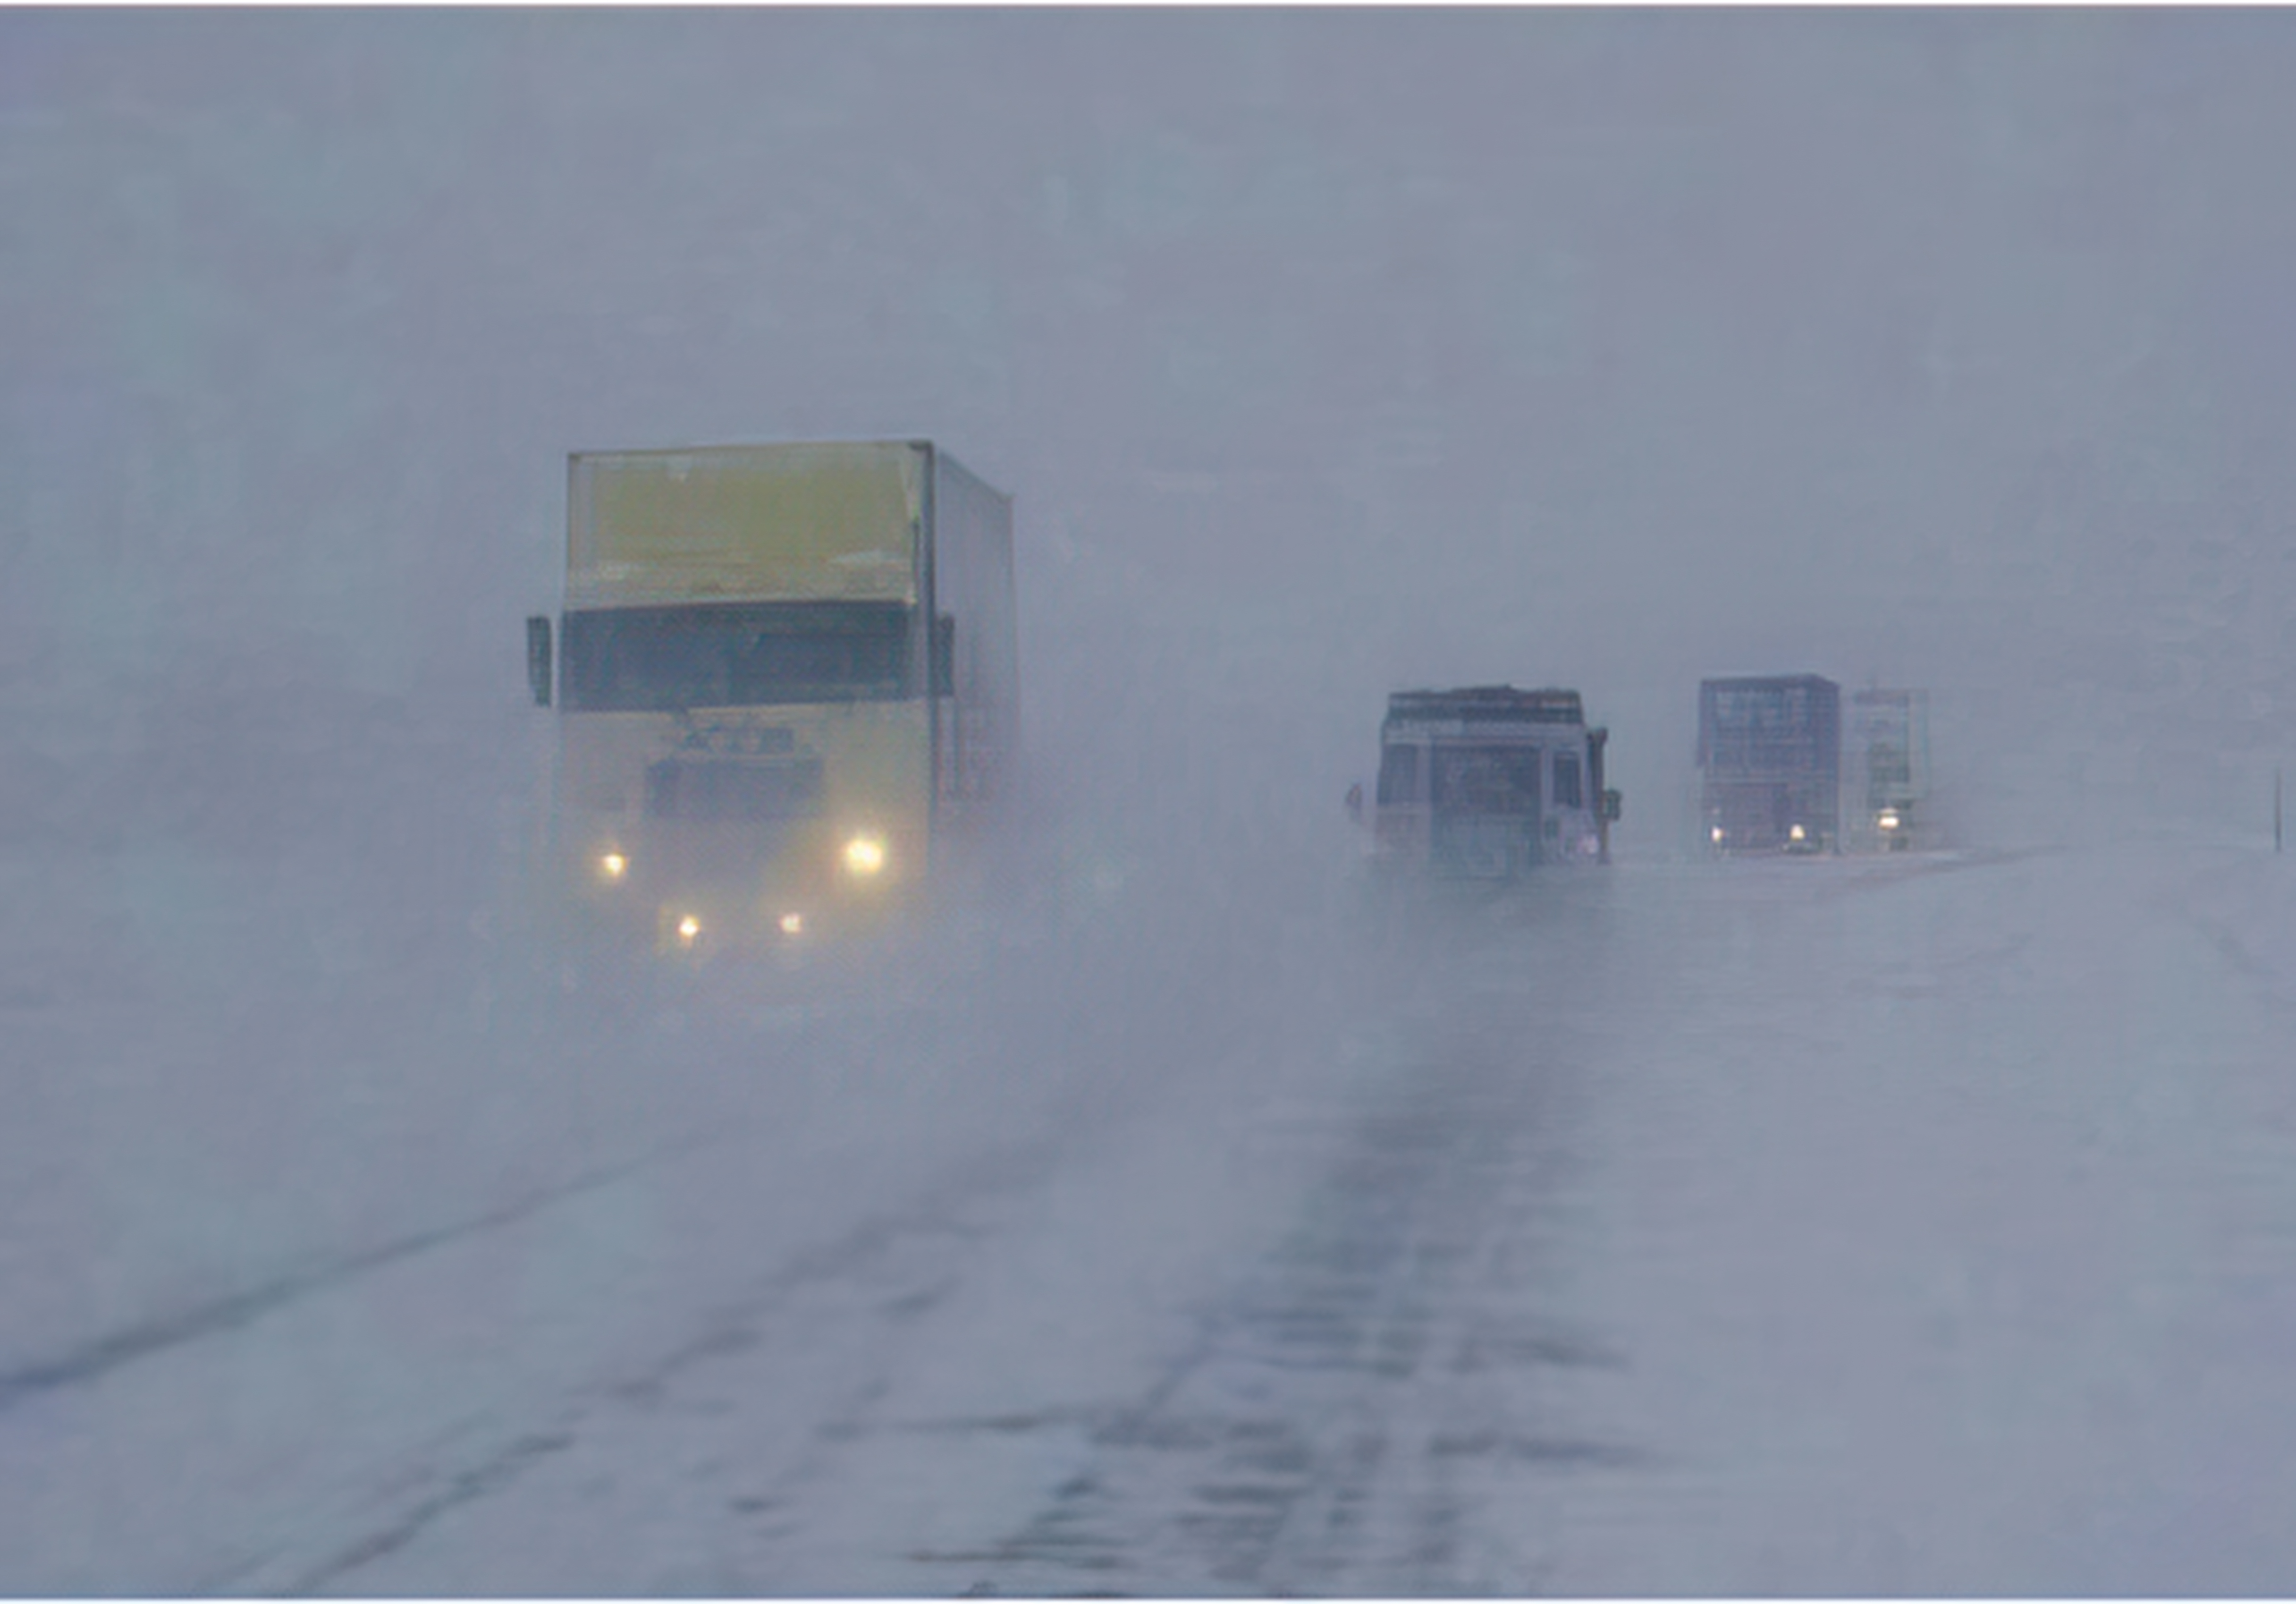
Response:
[676, 914, 701, 946]
[598, 851, 628, 881]
[1710, 825, 1726, 843]
[778, 911, 804, 936]
[1878, 809, 1901, 832]
[1789, 823, 1807, 843]
[843, 834, 887, 876]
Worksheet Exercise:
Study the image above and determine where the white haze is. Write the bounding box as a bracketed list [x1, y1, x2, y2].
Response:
[4, 9, 2296, 1595]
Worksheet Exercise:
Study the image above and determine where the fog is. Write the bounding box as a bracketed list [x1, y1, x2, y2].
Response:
[6, 10, 2296, 1594]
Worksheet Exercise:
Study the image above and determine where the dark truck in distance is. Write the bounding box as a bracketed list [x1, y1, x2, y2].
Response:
[1372, 686, 1620, 879]
[1697, 673, 1840, 854]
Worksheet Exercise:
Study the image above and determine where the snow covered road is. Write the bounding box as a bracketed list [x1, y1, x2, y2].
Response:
[6, 842, 2296, 1594]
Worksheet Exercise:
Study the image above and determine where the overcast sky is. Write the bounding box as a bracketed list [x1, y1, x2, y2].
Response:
[8, 8, 2295, 855]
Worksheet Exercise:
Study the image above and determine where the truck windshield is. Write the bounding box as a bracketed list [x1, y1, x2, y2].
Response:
[562, 601, 914, 711]
[1430, 745, 1544, 814]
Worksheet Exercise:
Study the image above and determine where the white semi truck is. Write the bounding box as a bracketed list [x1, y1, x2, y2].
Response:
[1371, 686, 1619, 878]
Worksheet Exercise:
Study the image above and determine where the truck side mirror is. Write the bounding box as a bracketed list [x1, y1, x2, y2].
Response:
[1602, 788, 1623, 822]
[526, 615, 552, 706]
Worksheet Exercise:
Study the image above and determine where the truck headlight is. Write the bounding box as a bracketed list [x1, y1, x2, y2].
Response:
[778, 911, 805, 936]
[843, 834, 887, 876]
[1710, 825, 1726, 844]
[1878, 809, 1900, 832]
[598, 850, 628, 881]
[676, 914, 702, 947]
[1789, 823, 1806, 843]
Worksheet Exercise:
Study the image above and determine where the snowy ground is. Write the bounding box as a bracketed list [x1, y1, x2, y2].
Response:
[4, 832, 2295, 1595]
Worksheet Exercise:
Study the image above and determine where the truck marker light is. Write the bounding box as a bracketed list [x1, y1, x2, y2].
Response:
[843, 834, 887, 876]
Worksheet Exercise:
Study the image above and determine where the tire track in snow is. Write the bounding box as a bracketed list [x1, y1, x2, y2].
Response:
[0, 1131, 726, 1418]
[234, 1131, 1070, 1597]
[916, 1016, 1638, 1597]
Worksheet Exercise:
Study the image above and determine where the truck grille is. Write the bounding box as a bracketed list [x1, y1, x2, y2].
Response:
[644, 757, 825, 823]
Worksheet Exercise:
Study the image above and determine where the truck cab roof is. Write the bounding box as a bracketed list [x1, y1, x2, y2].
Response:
[1384, 686, 1587, 730]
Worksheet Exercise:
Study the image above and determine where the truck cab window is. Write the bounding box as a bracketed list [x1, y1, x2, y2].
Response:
[1377, 743, 1420, 806]
[563, 601, 916, 711]
[1430, 746, 1542, 813]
